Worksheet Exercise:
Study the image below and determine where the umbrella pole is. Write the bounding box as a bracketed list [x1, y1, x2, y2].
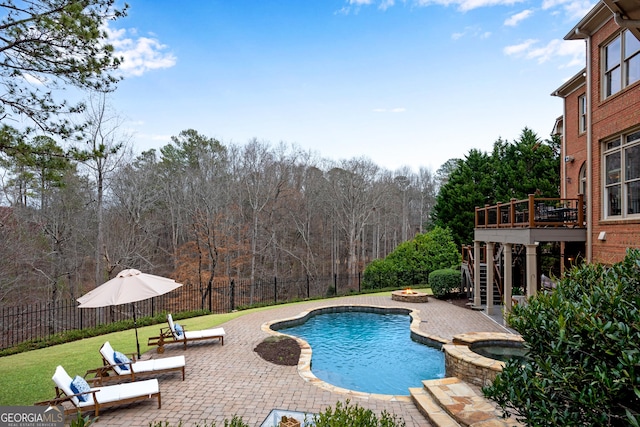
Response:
[133, 303, 141, 359]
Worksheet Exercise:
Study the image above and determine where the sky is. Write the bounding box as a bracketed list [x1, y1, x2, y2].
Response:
[104, 0, 597, 173]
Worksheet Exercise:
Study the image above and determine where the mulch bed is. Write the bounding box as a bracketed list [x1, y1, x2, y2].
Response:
[254, 336, 301, 366]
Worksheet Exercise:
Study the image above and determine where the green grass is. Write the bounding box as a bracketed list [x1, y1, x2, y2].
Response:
[0, 289, 431, 406]
[0, 309, 265, 406]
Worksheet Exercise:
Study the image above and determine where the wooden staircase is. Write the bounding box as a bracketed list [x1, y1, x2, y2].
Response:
[409, 377, 522, 427]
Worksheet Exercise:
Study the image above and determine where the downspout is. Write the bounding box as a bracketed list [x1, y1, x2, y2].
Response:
[562, 116, 567, 199]
[576, 28, 593, 262]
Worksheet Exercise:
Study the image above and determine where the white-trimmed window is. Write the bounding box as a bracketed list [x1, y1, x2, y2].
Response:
[579, 162, 587, 198]
[604, 29, 640, 98]
[603, 130, 640, 218]
[578, 94, 586, 133]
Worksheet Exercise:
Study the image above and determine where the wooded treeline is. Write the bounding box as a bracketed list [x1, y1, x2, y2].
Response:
[0, 127, 440, 307]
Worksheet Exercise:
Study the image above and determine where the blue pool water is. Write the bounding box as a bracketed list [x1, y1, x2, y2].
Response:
[280, 311, 445, 395]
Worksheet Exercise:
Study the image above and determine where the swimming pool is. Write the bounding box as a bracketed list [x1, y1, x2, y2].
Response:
[277, 310, 445, 395]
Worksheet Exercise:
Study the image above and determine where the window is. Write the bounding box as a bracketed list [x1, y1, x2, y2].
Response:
[603, 30, 640, 98]
[603, 130, 640, 218]
[578, 94, 586, 133]
[579, 163, 587, 199]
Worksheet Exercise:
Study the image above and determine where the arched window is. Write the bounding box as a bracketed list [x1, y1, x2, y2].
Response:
[579, 162, 587, 200]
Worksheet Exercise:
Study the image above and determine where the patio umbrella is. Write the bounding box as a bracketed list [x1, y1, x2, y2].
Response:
[77, 269, 183, 358]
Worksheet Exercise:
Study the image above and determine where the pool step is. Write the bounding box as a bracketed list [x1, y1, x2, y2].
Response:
[409, 386, 460, 427]
[410, 377, 522, 427]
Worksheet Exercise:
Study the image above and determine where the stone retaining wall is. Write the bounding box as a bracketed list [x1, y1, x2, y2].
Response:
[444, 332, 524, 387]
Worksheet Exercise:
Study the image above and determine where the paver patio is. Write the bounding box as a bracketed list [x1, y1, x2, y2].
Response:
[93, 294, 513, 427]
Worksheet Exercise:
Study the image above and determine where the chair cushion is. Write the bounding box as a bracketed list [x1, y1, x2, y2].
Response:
[52, 366, 76, 404]
[131, 355, 185, 373]
[174, 323, 183, 337]
[184, 327, 225, 340]
[113, 351, 131, 371]
[100, 341, 116, 365]
[70, 375, 91, 402]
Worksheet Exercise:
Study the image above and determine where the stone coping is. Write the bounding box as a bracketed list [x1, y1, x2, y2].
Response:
[452, 331, 524, 346]
[445, 332, 525, 375]
[443, 344, 506, 373]
[261, 304, 448, 401]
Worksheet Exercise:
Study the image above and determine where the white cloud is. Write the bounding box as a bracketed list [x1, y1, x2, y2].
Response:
[343, 0, 525, 13]
[414, 0, 524, 12]
[105, 24, 177, 77]
[341, 0, 593, 16]
[451, 26, 491, 40]
[542, 0, 597, 20]
[503, 39, 538, 56]
[379, 0, 395, 10]
[504, 9, 533, 26]
[504, 38, 585, 67]
[22, 73, 46, 86]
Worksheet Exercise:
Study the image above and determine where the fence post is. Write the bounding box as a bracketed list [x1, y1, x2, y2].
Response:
[334, 274, 337, 296]
[306, 275, 310, 299]
[358, 272, 361, 293]
[208, 281, 213, 313]
[230, 279, 235, 311]
[274, 276, 277, 303]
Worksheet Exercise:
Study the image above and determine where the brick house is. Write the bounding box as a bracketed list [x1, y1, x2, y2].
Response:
[552, 0, 640, 266]
[466, 0, 640, 315]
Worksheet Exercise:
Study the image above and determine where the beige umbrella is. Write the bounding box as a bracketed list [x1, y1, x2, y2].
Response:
[78, 269, 183, 357]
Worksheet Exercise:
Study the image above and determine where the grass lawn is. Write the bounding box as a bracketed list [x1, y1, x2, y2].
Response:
[0, 289, 430, 406]
[0, 310, 257, 406]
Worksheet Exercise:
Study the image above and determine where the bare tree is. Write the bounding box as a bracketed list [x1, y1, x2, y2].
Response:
[74, 92, 130, 292]
[326, 158, 385, 286]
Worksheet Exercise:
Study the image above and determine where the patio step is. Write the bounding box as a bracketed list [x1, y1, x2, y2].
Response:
[409, 387, 460, 427]
[410, 377, 522, 427]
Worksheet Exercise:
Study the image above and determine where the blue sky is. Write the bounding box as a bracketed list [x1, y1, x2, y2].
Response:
[106, 0, 596, 172]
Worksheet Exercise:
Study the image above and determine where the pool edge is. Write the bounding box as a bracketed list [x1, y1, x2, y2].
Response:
[261, 304, 449, 401]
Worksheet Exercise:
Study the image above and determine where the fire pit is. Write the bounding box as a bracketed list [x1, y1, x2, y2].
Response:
[391, 288, 429, 303]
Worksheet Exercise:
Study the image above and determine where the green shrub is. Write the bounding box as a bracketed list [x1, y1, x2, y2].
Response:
[483, 248, 640, 426]
[362, 226, 461, 290]
[362, 258, 400, 289]
[70, 412, 96, 427]
[310, 400, 406, 427]
[429, 268, 460, 298]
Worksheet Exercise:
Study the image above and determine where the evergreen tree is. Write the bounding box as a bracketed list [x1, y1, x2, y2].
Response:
[432, 149, 493, 246]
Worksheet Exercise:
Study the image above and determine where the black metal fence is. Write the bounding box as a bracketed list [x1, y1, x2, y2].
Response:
[0, 273, 365, 351]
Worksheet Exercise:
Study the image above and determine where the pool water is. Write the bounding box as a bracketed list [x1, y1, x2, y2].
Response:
[280, 311, 445, 395]
[471, 344, 528, 362]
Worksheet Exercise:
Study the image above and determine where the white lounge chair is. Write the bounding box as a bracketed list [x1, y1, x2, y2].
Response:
[90, 341, 185, 382]
[36, 365, 161, 416]
[148, 314, 225, 352]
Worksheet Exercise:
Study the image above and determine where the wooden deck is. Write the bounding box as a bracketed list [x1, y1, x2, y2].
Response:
[475, 194, 585, 229]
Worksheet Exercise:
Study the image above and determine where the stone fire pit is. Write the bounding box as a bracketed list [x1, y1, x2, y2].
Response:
[391, 289, 429, 303]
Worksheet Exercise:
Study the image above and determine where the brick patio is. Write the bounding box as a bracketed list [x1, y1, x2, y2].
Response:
[92, 294, 513, 427]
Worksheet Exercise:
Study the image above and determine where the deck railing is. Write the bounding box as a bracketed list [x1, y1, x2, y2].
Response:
[475, 194, 585, 229]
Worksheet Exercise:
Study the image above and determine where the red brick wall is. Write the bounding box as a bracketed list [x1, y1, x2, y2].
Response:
[586, 18, 640, 264]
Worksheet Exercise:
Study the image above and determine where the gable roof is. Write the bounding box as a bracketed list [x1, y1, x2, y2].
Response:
[566, 0, 640, 40]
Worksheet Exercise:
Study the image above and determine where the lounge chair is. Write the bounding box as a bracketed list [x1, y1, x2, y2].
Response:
[148, 314, 225, 352]
[88, 341, 185, 383]
[36, 365, 161, 416]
